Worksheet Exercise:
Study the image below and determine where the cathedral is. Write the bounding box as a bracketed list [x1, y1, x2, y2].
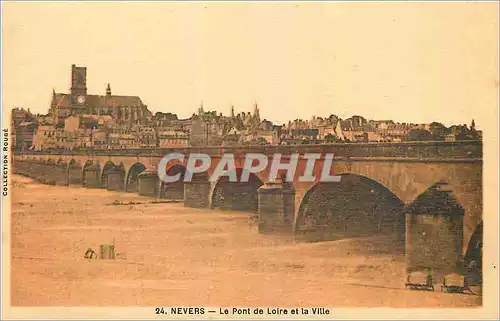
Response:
[49, 64, 152, 124]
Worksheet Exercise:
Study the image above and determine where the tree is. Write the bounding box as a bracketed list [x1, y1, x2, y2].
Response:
[407, 129, 434, 141]
[256, 137, 268, 145]
[325, 133, 337, 143]
[429, 122, 449, 140]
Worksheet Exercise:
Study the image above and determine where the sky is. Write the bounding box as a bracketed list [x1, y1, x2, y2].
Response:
[2, 2, 499, 128]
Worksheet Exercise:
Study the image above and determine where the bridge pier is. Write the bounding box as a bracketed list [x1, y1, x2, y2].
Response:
[53, 163, 69, 186]
[13, 159, 29, 177]
[405, 183, 464, 282]
[68, 164, 82, 186]
[37, 162, 54, 184]
[83, 164, 101, 188]
[137, 170, 159, 197]
[43, 163, 57, 185]
[30, 161, 43, 183]
[258, 180, 295, 234]
[35, 162, 47, 182]
[161, 181, 185, 200]
[25, 161, 38, 180]
[184, 174, 210, 208]
[106, 167, 125, 191]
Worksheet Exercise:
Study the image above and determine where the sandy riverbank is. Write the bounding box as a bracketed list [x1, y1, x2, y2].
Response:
[9, 175, 481, 307]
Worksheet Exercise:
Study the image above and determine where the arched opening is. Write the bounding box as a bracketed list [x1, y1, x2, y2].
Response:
[100, 161, 116, 189]
[126, 162, 146, 193]
[211, 168, 263, 213]
[159, 164, 187, 200]
[464, 221, 482, 286]
[82, 160, 93, 169]
[296, 173, 405, 247]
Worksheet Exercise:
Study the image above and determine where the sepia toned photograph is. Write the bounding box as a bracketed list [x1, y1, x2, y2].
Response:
[1, 1, 499, 319]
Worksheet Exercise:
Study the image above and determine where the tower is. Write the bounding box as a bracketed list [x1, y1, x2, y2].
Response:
[198, 101, 204, 117]
[252, 101, 261, 127]
[51, 89, 58, 125]
[51, 88, 57, 110]
[106, 83, 112, 96]
[231, 105, 235, 118]
[471, 119, 476, 131]
[70, 64, 87, 106]
[253, 101, 260, 122]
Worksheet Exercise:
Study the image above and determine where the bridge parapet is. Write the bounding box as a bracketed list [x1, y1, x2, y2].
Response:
[14, 140, 482, 160]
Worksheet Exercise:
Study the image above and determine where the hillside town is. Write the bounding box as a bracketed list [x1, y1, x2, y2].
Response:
[11, 65, 482, 152]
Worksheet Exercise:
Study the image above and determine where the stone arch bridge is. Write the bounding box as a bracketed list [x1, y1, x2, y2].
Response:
[13, 141, 482, 256]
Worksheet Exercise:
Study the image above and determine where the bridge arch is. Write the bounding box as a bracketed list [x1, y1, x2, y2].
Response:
[82, 160, 93, 175]
[295, 173, 405, 245]
[125, 162, 146, 192]
[210, 168, 264, 213]
[100, 161, 116, 189]
[82, 160, 101, 188]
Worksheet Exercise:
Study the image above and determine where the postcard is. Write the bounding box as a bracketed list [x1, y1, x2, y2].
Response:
[1, 1, 498, 319]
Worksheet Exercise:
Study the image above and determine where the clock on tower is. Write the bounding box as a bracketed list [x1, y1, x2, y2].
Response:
[77, 95, 86, 104]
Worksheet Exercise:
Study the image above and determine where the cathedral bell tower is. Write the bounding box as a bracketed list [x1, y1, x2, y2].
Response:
[70, 64, 88, 109]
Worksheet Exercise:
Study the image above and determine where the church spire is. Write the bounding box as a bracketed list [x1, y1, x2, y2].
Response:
[198, 101, 204, 116]
[52, 88, 58, 125]
[51, 88, 57, 109]
[253, 100, 260, 122]
[106, 83, 112, 96]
